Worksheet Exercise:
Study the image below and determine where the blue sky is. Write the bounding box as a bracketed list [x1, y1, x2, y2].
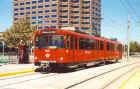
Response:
[102, 0, 140, 43]
[0, 0, 140, 43]
[0, 0, 12, 32]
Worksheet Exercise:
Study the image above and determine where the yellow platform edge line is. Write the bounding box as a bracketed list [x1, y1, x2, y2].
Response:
[118, 69, 138, 89]
[0, 69, 35, 77]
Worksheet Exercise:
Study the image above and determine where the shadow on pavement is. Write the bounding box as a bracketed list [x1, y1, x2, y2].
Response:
[35, 61, 118, 74]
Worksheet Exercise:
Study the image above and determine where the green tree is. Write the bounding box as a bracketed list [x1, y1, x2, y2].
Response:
[137, 43, 140, 52]
[3, 17, 36, 48]
[130, 41, 140, 52]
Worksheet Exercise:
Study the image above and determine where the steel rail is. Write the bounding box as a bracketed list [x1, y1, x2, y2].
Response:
[100, 66, 137, 89]
[64, 62, 139, 89]
[0, 73, 58, 87]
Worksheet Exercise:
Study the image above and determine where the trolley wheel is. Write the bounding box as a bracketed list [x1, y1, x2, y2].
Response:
[115, 59, 119, 63]
[35, 67, 42, 72]
[42, 67, 52, 72]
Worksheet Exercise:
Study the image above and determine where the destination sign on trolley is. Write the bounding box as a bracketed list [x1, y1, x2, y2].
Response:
[42, 31, 56, 34]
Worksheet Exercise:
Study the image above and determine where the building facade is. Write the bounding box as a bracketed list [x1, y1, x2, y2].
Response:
[13, 0, 101, 36]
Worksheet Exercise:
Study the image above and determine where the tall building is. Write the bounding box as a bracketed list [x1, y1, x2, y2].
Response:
[13, 0, 101, 36]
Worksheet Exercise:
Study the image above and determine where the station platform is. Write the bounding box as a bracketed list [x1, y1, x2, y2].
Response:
[0, 64, 36, 77]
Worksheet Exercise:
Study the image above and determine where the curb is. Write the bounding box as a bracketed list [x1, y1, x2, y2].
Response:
[0, 69, 35, 77]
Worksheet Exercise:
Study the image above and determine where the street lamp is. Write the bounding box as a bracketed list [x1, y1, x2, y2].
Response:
[127, 16, 130, 60]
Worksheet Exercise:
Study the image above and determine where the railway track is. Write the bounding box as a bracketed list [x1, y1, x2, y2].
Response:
[1, 60, 140, 89]
[100, 67, 136, 89]
[64, 62, 139, 89]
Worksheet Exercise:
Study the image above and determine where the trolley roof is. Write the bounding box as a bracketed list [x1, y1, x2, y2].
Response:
[34, 28, 123, 45]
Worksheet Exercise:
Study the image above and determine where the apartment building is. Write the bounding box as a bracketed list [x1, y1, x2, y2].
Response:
[13, 0, 101, 36]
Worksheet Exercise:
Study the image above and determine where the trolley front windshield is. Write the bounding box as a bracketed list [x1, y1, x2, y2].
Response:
[35, 34, 64, 48]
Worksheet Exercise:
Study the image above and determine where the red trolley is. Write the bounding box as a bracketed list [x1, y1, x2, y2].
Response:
[33, 28, 123, 71]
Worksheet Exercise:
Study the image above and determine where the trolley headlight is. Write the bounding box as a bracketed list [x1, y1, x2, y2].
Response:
[60, 57, 63, 61]
[45, 53, 50, 58]
[34, 56, 37, 60]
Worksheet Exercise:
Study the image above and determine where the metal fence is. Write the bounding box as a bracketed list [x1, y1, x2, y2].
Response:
[0, 52, 18, 64]
[0, 52, 34, 64]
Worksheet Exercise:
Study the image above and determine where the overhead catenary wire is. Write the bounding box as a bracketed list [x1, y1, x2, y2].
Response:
[126, 0, 139, 18]
[119, 0, 138, 22]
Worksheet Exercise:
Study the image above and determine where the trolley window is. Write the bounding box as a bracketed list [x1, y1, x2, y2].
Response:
[79, 38, 95, 50]
[107, 42, 114, 51]
[107, 42, 111, 50]
[35, 35, 47, 48]
[95, 40, 99, 50]
[100, 41, 104, 50]
[93, 40, 98, 49]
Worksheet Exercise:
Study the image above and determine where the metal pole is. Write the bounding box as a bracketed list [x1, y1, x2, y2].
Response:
[2, 41, 5, 56]
[127, 16, 130, 60]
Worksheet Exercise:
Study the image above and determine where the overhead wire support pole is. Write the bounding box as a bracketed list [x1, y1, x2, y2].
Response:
[127, 15, 131, 60]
